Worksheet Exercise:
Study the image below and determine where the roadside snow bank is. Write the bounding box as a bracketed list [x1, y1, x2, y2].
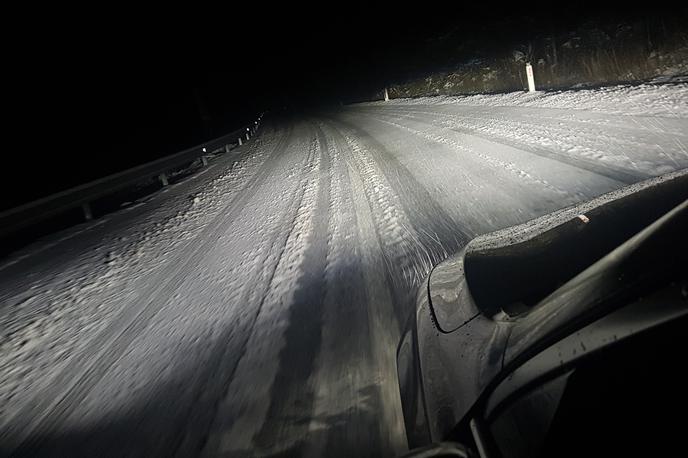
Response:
[361, 83, 688, 118]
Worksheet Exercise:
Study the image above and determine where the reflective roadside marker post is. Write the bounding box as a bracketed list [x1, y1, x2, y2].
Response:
[159, 172, 169, 186]
[246, 128, 250, 141]
[238, 137, 243, 146]
[384, 88, 389, 101]
[201, 155, 208, 166]
[82, 202, 93, 221]
[526, 63, 536, 92]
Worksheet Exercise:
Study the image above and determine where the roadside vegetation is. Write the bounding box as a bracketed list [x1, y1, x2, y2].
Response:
[383, 16, 688, 98]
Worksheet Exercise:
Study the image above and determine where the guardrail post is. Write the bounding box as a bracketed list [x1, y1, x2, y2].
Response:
[159, 172, 169, 186]
[201, 156, 208, 166]
[82, 202, 93, 221]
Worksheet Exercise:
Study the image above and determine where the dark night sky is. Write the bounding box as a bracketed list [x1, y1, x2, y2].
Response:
[5, 2, 685, 210]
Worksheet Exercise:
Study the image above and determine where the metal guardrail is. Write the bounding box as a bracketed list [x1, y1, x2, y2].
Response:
[0, 114, 264, 237]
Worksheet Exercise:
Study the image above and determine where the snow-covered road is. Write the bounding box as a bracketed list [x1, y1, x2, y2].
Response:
[1, 84, 687, 457]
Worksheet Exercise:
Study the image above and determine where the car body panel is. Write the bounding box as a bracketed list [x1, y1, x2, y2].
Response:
[398, 169, 688, 447]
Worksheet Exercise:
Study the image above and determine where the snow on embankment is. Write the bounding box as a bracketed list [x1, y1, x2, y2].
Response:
[0, 134, 276, 423]
[361, 83, 688, 118]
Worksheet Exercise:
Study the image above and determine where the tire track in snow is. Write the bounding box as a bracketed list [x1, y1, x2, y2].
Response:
[301, 120, 377, 457]
[4, 126, 296, 456]
[331, 112, 565, 235]
[0, 127, 282, 425]
[299, 121, 407, 458]
[414, 106, 684, 172]
[35, 122, 318, 458]
[247, 121, 333, 455]
[382, 103, 688, 137]
[170, 123, 324, 458]
[358, 107, 650, 183]
[196, 122, 328, 457]
[357, 112, 614, 201]
[326, 117, 469, 294]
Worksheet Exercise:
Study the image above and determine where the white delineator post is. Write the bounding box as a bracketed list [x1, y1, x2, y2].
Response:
[525, 63, 536, 92]
[81, 202, 93, 221]
[238, 137, 243, 146]
[384, 88, 389, 101]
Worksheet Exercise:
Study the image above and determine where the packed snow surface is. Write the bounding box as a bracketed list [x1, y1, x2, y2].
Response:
[1, 83, 687, 457]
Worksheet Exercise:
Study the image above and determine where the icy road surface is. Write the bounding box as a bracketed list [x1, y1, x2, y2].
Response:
[1, 84, 687, 457]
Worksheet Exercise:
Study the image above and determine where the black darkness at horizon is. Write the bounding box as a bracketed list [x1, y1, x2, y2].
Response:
[4, 3, 686, 210]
